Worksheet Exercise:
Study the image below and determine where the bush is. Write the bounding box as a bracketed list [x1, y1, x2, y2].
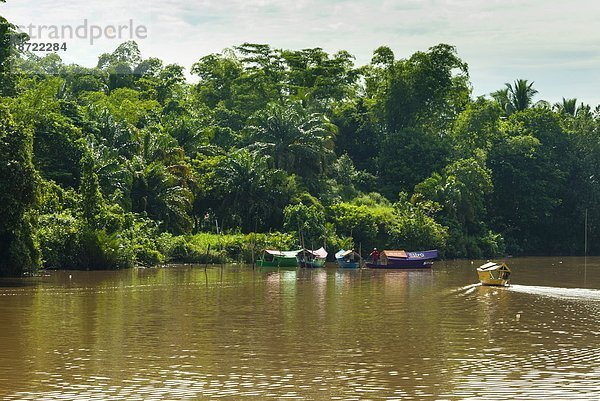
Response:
[37, 211, 164, 270]
[37, 212, 83, 269]
[157, 231, 298, 264]
[389, 196, 448, 252]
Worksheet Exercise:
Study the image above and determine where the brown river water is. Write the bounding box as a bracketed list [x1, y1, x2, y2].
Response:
[1, 257, 600, 400]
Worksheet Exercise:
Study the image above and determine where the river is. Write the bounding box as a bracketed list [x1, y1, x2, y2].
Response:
[1, 257, 599, 400]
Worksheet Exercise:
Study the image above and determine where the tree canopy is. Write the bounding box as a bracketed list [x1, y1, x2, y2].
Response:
[1, 23, 599, 275]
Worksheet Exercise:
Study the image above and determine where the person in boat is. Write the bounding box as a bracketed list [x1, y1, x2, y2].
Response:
[370, 248, 380, 264]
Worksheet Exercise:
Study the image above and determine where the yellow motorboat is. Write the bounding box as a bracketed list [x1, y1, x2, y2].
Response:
[477, 262, 511, 286]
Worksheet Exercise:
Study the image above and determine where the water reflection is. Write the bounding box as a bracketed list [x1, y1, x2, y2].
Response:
[0, 258, 599, 399]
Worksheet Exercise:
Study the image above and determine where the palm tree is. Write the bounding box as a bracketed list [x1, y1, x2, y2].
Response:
[245, 102, 333, 178]
[491, 88, 510, 113]
[85, 135, 132, 206]
[553, 97, 579, 116]
[491, 79, 538, 115]
[127, 126, 194, 234]
[213, 150, 292, 231]
[130, 159, 193, 234]
[507, 79, 538, 112]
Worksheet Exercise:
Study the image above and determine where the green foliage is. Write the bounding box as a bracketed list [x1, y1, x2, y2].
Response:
[37, 210, 163, 270]
[375, 43, 470, 132]
[36, 212, 81, 269]
[157, 231, 297, 263]
[2, 33, 600, 276]
[191, 52, 243, 109]
[0, 105, 37, 228]
[1, 10, 28, 96]
[491, 79, 538, 115]
[452, 98, 503, 156]
[389, 194, 448, 252]
[80, 151, 104, 226]
[0, 105, 41, 276]
[331, 100, 379, 174]
[488, 109, 571, 254]
[378, 127, 451, 198]
[0, 213, 41, 276]
[283, 202, 326, 248]
[414, 158, 502, 257]
[202, 149, 296, 232]
[80, 88, 160, 127]
[327, 154, 361, 201]
[7, 78, 85, 187]
[245, 101, 334, 180]
[328, 193, 447, 254]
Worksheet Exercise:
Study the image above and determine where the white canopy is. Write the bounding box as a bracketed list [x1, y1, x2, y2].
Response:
[264, 250, 302, 258]
[302, 247, 328, 259]
[478, 261, 510, 272]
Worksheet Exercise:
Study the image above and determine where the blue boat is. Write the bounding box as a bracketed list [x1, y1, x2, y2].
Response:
[335, 249, 361, 268]
[366, 250, 438, 269]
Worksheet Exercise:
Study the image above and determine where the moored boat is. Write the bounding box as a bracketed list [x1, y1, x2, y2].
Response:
[256, 249, 301, 268]
[477, 261, 511, 286]
[335, 249, 361, 268]
[366, 250, 438, 269]
[297, 247, 328, 268]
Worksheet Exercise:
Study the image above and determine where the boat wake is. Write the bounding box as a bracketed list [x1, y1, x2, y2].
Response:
[508, 285, 600, 301]
[447, 283, 481, 296]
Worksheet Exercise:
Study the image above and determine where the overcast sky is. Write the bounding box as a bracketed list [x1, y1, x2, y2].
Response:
[3, 0, 600, 106]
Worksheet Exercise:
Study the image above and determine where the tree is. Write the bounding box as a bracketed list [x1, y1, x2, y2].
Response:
[487, 109, 572, 254]
[208, 150, 295, 232]
[491, 79, 538, 115]
[80, 151, 104, 227]
[232, 43, 285, 118]
[389, 193, 448, 252]
[331, 99, 380, 173]
[414, 158, 499, 257]
[97, 41, 145, 91]
[245, 102, 333, 180]
[63, 65, 108, 96]
[0, 104, 41, 276]
[115, 125, 195, 234]
[451, 97, 503, 157]
[1, 6, 27, 96]
[376, 43, 470, 133]
[281, 47, 356, 111]
[553, 97, 580, 117]
[327, 200, 391, 252]
[191, 52, 243, 109]
[371, 46, 395, 68]
[284, 202, 326, 249]
[7, 77, 85, 187]
[81, 87, 160, 127]
[378, 127, 451, 199]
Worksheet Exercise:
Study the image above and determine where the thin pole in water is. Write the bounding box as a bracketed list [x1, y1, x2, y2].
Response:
[359, 242, 362, 268]
[584, 208, 588, 285]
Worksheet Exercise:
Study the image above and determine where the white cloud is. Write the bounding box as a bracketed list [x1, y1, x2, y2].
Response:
[2, 0, 599, 105]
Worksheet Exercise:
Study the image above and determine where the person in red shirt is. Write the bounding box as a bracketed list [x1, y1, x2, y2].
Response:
[370, 248, 380, 264]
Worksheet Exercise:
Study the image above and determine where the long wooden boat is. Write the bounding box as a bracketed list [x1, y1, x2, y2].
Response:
[335, 249, 361, 268]
[477, 261, 511, 286]
[256, 250, 301, 268]
[297, 247, 328, 268]
[366, 250, 438, 269]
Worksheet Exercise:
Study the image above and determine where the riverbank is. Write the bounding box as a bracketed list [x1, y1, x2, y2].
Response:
[35, 229, 597, 273]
